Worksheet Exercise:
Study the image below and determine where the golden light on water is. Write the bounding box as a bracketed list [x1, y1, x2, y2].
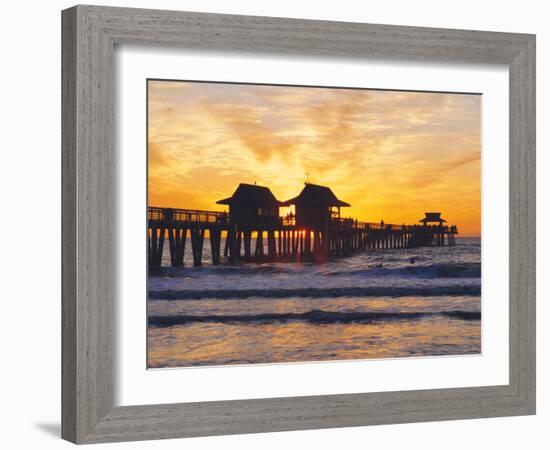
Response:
[148, 80, 481, 236]
[147, 319, 481, 367]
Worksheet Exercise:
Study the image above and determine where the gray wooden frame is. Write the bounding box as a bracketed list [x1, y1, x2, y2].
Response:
[62, 4, 536, 444]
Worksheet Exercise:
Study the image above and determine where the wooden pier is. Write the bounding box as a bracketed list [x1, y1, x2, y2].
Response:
[147, 206, 458, 270]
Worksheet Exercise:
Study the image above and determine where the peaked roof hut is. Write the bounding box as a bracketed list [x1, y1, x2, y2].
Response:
[419, 212, 447, 225]
[217, 183, 282, 226]
[282, 183, 350, 208]
[281, 183, 350, 229]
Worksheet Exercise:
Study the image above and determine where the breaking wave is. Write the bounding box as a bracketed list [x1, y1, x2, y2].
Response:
[323, 262, 480, 279]
[149, 285, 481, 300]
[149, 309, 481, 327]
[155, 261, 480, 279]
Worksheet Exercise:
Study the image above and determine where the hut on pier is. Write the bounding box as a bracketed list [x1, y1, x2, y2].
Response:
[281, 183, 350, 230]
[419, 212, 447, 227]
[217, 183, 282, 227]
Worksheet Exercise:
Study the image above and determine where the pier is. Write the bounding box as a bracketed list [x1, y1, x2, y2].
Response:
[148, 183, 457, 269]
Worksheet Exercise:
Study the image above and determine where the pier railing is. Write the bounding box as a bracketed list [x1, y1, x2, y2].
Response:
[333, 218, 454, 233]
[148, 207, 455, 233]
[148, 207, 226, 224]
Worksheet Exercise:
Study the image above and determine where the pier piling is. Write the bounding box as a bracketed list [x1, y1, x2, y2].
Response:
[147, 207, 458, 270]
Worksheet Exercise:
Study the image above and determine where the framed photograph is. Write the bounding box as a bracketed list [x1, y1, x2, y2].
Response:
[62, 5, 536, 444]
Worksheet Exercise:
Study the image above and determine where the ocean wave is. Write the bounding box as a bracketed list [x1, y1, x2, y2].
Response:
[148, 309, 481, 327]
[154, 262, 480, 280]
[149, 285, 481, 300]
[324, 262, 480, 279]
[157, 264, 297, 277]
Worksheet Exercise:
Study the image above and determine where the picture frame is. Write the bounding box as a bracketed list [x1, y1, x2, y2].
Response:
[61, 4, 536, 444]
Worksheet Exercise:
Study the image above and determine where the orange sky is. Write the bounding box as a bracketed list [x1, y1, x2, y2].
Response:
[148, 80, 481, 236]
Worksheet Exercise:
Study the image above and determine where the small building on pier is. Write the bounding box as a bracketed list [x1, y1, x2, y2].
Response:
[419, 212, 447, 227]
[281, 183, 350, 230]
[217, 183, 282, 227]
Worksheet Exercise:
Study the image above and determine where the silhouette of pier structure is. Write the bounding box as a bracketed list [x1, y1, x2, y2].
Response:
[148, 183, 458, 269]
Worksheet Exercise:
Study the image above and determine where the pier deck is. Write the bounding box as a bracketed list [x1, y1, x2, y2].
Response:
[148, 207, 458, 269]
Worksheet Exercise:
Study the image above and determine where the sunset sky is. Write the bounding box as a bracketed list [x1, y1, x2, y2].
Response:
[148, 80, 481, 236]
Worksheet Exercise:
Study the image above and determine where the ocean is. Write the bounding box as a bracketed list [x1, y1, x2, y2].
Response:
[147, 237, 481, 368]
